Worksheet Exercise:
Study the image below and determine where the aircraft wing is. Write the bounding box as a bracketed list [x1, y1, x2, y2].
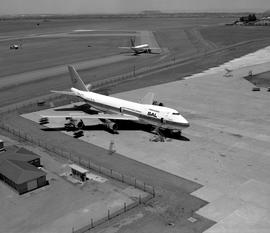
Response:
[119, 47, 131, 49]
[41, 112, 139, 121]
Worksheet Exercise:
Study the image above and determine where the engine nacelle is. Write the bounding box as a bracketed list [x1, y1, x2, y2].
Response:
[77, 120, 85, 129]
[65, 119, 85, 130]
[106, 122, 118, 131]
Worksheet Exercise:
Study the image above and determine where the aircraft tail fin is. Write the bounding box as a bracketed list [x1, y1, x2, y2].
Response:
[141, 92, 155, 105]
[68, 65, 90, 92]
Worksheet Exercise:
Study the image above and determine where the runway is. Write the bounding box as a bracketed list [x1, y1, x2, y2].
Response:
[0, 30, 161, 90]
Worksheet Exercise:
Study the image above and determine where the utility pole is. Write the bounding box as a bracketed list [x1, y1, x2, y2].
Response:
[133, 65, 136, 76]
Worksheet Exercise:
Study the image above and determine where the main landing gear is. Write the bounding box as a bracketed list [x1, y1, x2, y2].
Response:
[149, 127, 182, 142]
[64, 118, 85, 137]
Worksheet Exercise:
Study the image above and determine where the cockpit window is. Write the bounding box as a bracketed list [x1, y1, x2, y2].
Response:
[172, 112, 180, 115]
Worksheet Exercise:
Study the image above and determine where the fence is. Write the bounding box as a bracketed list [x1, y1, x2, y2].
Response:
[0, 120, 155, 195]
[74, 192, 152, 233]
[0, 115, 156, 232]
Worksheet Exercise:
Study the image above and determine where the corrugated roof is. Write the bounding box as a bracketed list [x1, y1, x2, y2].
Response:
[16, 147, 37, 156]
[0, 150, 39, 162]
[0, 149, 46, 184]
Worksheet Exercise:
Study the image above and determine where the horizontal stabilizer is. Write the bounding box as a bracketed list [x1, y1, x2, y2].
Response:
[51, 90, 76, 96]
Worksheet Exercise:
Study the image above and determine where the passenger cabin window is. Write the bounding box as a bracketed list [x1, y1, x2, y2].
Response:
[172, 112, 180, 115]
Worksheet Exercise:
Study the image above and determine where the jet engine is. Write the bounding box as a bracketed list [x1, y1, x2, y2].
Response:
[65, 118, 85, 130]
[77, 119, 85, 129]
[102, 119, 118, 132]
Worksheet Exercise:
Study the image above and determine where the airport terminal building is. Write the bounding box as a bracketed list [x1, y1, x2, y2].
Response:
[0, 148, 48, 195]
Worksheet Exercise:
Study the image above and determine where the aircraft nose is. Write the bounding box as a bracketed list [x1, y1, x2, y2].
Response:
[180, 116, 190, 127]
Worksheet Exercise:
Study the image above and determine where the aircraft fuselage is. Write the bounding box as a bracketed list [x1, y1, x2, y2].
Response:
[131, 44, 151, 54]
[72, 88, 190, 131]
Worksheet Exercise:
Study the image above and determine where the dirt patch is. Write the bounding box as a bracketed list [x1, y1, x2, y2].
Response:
[200, 25, 270, 47]
[90, 189, 214, 233]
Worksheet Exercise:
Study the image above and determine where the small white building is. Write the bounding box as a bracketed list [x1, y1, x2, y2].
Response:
[69, 164, 88, 182]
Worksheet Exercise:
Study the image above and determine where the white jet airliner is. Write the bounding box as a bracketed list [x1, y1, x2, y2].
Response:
[40, 66, 189, 138]
[119, 38, 160, 55]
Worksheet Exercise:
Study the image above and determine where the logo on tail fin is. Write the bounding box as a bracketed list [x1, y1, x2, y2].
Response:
[71, 74, 78, 84]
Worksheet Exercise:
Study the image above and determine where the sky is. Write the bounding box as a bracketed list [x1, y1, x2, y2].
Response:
[0, 0, 269, 15]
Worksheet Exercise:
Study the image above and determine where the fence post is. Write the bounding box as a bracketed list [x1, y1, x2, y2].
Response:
[91, 218, 93, 228]
[133, 65, 136, 76]
[108, 209, 110, 220]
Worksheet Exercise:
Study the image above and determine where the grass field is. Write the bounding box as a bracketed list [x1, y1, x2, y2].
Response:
[200, 25, 270, 46]
[0, 36, 128, 76]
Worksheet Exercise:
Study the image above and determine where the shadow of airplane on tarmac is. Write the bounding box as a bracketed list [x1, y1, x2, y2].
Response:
[42, 120, 190, 141]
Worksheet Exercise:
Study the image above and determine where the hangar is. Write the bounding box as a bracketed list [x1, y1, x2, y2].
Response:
[0, 148, 48, 195]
